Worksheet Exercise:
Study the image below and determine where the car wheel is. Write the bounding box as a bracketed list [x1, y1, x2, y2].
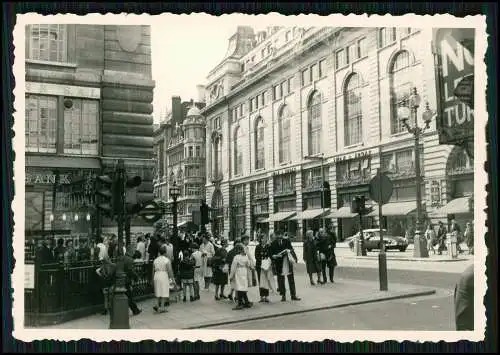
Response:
[366, 248, 372, 252]
[399, 247, 407, 252]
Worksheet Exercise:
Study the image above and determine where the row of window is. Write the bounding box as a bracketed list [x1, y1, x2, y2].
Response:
[224, 50, 416, 175]
[335, 38, 367, 70]
[273, 78, 293, 101]
[301, 59, 327, 86]
[249, 91, 267, 112]
[25, 94, 98, 155]
[185, 145, 202, 158]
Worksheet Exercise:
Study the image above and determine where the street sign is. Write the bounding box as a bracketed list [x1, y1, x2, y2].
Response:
[369, 171, 393, 205]
[138, 200, 163, 223]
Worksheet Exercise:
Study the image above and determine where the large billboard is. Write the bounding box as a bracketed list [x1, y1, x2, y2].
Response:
[433, 28, 475, 147]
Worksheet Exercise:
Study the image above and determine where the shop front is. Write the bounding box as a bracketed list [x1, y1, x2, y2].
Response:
[251, 179, 270, 239]
[331, 151, 374, 240]
[296, 166, 331, 232]
[266, 171, 297, 238]
[25, 166, 100, 260]
[431, 146, 474, 231]
[230, 183, 246, 239]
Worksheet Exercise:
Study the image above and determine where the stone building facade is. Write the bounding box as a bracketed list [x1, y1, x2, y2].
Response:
[25, 24, 156, 243]
[153, 96, 206, 227]
[200, 26, 474, 241]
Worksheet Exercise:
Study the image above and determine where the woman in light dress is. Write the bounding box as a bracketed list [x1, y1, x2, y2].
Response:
[229, 243, 253, 310]
[152, 244, 176, 313]
[199, 235, 215, 290]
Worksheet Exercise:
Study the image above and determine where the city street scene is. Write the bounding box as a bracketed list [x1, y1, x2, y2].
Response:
[20, 15, 480, 336]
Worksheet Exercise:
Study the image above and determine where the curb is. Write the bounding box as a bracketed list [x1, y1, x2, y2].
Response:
[339, 255, 470, 263]
[184, 288, 436, 329]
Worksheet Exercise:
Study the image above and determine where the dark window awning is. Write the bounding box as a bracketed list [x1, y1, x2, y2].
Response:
[367, 201, 416, 217]
[261, 211, 296, 223]
[327, 207, 357, 219]
[430, 197, 471, 216]
[289, 208, 330, 221]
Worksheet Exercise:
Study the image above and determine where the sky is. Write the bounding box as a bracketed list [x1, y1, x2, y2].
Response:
[150, 15, 268, 123]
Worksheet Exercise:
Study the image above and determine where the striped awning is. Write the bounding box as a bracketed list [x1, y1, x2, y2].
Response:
[290, 208, 330, 221]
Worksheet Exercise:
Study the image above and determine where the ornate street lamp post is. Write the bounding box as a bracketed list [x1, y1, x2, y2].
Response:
[169, 181, 181, 274]
[398, 87, 434, 258]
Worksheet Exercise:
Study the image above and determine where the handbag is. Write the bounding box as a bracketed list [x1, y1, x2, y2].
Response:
[222, 264, 229, 273]
[261, 258, 271, 271]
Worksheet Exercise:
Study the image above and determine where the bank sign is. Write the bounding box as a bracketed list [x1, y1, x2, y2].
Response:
[433, 28, 474, 146]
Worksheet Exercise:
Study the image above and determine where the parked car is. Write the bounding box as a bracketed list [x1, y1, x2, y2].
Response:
[348, 229, 408, 252]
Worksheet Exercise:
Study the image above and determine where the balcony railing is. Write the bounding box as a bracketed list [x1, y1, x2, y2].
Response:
[274, 188, 296, 197]
[184, 157, 204, 165]
[447, 166, 474, 176]
[382, 164, 422, 180]
[252, 193, 269, 200]
[337, 173, 371, 188]
[302, 176, 324, 193]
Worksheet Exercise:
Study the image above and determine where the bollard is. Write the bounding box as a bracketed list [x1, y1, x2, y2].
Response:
[109, 256, 130, 329]
[378, 251, 388, 291]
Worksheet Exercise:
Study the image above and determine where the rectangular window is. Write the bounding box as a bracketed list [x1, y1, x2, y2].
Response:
[287, 77, 293, 93]
[250, 99, 254, 112]
[378, 27, 397, 48]
[357, 38, 367, 58]
[195, 146, 200, 157]
[25, 94, 58, 153]
[27, 24, 68, 63]
[302, 68, 310, 86]
[400, 27, 412, 36]
[311, 63, 318, 81]
[318, 59, 326, 77]
[261, 92, 266, 106]
[188, 146, 193, 157]
[347, 44, 357, 63]
[335, 49, 346, 69]
[285, 31, 291, 41]
[273, 85, 279, 100]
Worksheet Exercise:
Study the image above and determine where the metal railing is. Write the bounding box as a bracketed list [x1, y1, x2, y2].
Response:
[25, 259, 155, 327]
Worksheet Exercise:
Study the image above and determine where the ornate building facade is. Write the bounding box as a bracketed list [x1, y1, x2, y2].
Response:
[153, 96, 206, 227]
[201, 26, 474, 241]
[25, 24, 156, 245]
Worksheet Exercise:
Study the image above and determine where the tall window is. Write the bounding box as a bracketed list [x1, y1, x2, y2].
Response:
[25, 95, 57, 153]
[278, 105, 291, 163]
[378, 27, 397, 48]
[308, 91, 322, 155]
[63, 99, 99, 155]
[344, 73, 363, 146]
[390, 51, 412, 134]
[255, 118, 265, 170]
[234, 127, 243, 175]
[28, 24, 67, 62]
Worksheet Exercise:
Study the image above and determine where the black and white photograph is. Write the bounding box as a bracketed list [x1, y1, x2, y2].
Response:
[11, 13, 487, 343]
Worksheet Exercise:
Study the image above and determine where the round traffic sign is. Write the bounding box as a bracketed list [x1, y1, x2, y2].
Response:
[369, 170, 393, 205]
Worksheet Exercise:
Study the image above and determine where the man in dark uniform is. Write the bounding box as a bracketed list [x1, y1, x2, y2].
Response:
[122, 245, 142, 315]
[269, 232, 301, 302]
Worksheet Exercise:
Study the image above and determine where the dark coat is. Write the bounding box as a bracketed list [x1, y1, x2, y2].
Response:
[179, 256, 195, 280]
[123, 254, 139, 288]
[212, 247, 228, 285]
[36, 245, 54, 265]
[269, 238, 297, 275]
[303, 239, 319, 274]
[454, 264, 474, 330]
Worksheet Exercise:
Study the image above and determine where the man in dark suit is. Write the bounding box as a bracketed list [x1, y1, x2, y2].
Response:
[269, 232, 301, 302]
[122, 245, 142, 315]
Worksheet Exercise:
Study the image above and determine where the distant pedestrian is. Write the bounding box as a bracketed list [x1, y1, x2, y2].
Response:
[425, 224, 436, 255]
[326, 228, 338, 283]
[123, 245, 142, 316]
[269, 232, 301, 302]
[464, 222, 474, 255]
[179, 248, 196, 302]
[255, 235, 275, 302]
[437, 221, 447, 255]
[64, 239, 76, 264]
[152, 244, 175, 313]
[212, 239, 229, 300]
[53, 238, 66, 263]
[135, 235, 146, 262]
[229, 243, 253, 310]
[454, 264, 474, 330]
[303, 230, 320, 285]
[96, 255, 116, 315]
[191, 243, 203, 300]
[451, 218, 463, 253]
[200, 235, 215, 290]
[35, 237, 54, 265]
[225, 241, 239, 303]
[78, 239, 92, 261]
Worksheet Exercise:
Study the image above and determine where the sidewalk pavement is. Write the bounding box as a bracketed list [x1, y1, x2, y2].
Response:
[37, 269, 435, 330]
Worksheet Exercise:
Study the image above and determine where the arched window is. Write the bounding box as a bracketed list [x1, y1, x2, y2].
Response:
[278, 105, 291, 163]
[390, 51, 412, 134]
[234, 127, 243, 175]
[255, 118, 265, 170]
[344, 73, 363, 146]
[308, 91, 322, 155]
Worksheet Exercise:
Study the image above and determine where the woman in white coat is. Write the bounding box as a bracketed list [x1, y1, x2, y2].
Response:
[199, 235, 215, 290]
[229, 243, 253, 310]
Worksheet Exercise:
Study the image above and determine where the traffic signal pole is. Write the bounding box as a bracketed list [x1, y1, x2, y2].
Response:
[377, 170, 388, 291]
[109, 159, 130, 329]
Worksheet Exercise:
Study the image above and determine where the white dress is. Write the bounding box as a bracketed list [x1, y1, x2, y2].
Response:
[200, 242, 215, 278]
[153, 255, 172, 298]
[192, 250, 204, 284]
[229, 254, 250, 292]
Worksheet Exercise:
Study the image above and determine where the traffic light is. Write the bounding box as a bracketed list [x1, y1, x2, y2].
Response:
[351, 195, 366, 214]
[200, 200, 210, 225]
[95, 174, 115, 219]
[125, 175, 142, 215]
